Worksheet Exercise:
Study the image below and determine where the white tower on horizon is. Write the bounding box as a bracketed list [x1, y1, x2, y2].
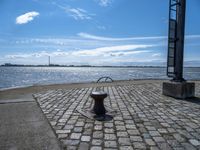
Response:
[48, 56, 50, 66]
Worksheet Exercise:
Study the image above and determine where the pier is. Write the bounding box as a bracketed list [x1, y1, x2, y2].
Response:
[1, 80, 199, 149]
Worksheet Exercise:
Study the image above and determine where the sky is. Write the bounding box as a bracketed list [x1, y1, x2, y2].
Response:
[0, 0, 200, 66]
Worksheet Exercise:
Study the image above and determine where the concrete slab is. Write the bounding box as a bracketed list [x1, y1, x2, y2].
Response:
[0, 101, 62, 150]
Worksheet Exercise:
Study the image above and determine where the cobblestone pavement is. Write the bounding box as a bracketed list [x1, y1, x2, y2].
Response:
[33, 81, 200, 150]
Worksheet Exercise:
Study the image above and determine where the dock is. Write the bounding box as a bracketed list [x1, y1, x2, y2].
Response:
[1, 80, 200, 150]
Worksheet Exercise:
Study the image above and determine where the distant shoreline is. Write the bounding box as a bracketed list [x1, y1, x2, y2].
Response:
[0, 65, 165, 68]
[0, 65, 200, 68]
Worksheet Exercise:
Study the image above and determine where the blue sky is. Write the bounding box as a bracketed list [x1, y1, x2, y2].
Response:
[0, 0, 200, 66]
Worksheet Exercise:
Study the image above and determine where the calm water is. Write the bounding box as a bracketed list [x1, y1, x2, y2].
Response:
[0, 67, 200, 89]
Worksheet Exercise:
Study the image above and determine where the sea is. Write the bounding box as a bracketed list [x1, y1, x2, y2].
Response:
[0, 66, 200, 90]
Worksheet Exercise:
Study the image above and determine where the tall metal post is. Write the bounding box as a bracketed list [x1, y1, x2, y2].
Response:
[174, 0, 185, 81]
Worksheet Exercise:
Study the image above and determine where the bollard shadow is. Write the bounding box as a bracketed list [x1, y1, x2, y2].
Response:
[184, 97, 200, 105]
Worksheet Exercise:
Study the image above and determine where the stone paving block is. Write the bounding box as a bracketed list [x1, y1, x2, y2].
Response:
[62, 139, 80, 146]
[149, 131, 161, 137]
[150, 146, 160, 150]
[130, 136, 143, 142]
[181, 143, 196, 150]
[119, 146, 134, 150]
[157, 142, 172, 150]
[104, 141, 117, 148]
[104, 134, 117, 140]
[145, 138, 156, 146]
[104, 128, 115, 133]
[189, 139, 200, 146]
[133, 142, 146, 149]
[104, 123, 114, 128]
[173, 134, 186, 142]
[94, 125, 103, 130]
[73, 127, 83, 132]
[81, 136, 91, 142]
[92, 139, 103, 146]
[90, 146, 102, 150]
[93, 131, 103, 138]
[118, 138, 131, 146]
[70, 133, 82, 139]
[153, 136, 165, 142]
[117, 131, 128, 137]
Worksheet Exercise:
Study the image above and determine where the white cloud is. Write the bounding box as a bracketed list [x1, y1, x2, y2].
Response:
[52, 2, 94, 21]
[72, 44, 152, 56]
[97, 0, 113, 7]
[78, 32, 166, 41]
[109, 50, 150, 57]
[16, 11, 39, 24]
[67, 8, 93, 20]
[5, 50, 69, 59]
[152, 53, 161, 57]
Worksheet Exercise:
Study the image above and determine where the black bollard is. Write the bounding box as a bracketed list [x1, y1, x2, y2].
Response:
[90, 91, 107, 115]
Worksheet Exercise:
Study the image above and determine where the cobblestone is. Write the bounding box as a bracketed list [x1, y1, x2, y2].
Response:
[104, 141, 117, 148]
[34, 81, 200, 149]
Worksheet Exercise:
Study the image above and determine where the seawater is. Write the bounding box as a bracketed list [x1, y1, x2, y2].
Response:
[0, 67, 200, 89]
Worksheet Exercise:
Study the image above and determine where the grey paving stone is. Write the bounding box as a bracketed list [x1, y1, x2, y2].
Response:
[104, 123, 114, 128]
[104, 134, 117, 140]
[104, 140, 117, 148]
[81, 135, 91, 142]
[92, 139, 103, 146]
[181, 143, 196, 150]
[93, 131, 103, 138]
[119, 146, 134, 150]
[173, 134, 186, 142]
[116, 126, 126, 131]
[149, 131, 161, 137]
[130, 136, 143, 142]
[118, 138, 131, 146]
[90, 146, 102, 150]
[127, 129, 140, 135]
[189, 139, 200, 146]
[70, 133, 82, 139]
[62, 139, 80, 146]
[157, 142, 172, 150]
[104, 128, 115, 133]
[94, 125, 103, 130]
[73, 127, 83, 132]
[145, 138, 156, 146]
[117, 131, 128, 137]
[56, 129, 71, 134]
[133, 142, 146, 149]
[153, 136, 165, 142]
